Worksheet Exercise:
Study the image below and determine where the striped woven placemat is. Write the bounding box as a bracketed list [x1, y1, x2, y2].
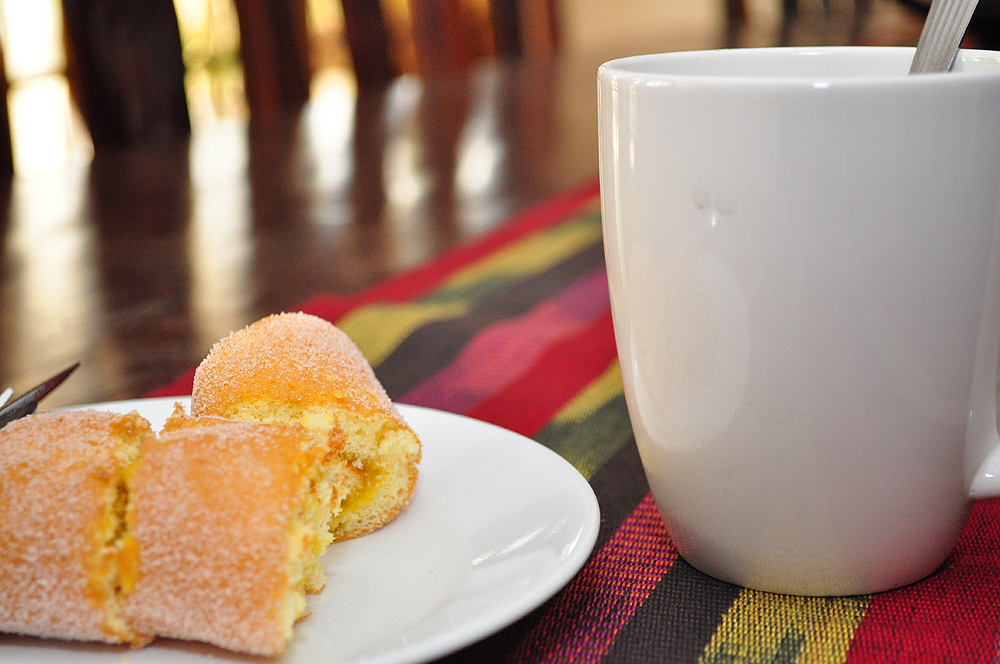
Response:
[150, 180, 1000, 663]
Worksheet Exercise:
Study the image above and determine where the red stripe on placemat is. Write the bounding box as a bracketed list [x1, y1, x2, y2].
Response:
[508, 493, 676, 664]
[299, 181, 601, 323]
[462, 311, 617, 438]
[399, 268, 610, 415]
[145, 368, 196, 397]
[844, 499, 1000, 663]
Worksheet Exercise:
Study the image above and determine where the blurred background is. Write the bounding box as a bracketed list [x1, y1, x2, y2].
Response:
[0, 0, 936, 177]
[0, 0, 986, 407]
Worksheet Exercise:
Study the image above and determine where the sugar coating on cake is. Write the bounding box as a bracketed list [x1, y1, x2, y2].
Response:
[0, 410, 152, 644]
[191, 311, 421, 540]
[192, 311, 399, 423]
[160, 403, 334, 592]
[122, 418, 319, 656]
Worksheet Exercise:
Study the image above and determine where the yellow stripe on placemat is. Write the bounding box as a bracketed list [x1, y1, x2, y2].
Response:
[699, 591, 869, 664]
[436, 208, 602, 296]
[551, 359, 623, 424]
[339, 301, 468, 366]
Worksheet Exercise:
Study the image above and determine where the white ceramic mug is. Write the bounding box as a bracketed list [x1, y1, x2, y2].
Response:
[598, 47, 1000, 595]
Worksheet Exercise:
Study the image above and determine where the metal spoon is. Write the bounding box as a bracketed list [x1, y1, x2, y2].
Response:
[910, 0, 980, 73]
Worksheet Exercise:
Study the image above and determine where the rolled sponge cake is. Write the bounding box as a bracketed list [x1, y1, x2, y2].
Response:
[157, 406, 335, 592]
[0, 410, 151, 645]
[191, 312, 421, 540]
[122, 414, 320, 656]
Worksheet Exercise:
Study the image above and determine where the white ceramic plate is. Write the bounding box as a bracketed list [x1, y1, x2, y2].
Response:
[0, 397, 600, 664]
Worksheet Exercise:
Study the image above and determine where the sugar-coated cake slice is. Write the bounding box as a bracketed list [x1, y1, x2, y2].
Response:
[160, 404, 334, 592]
[121, 417, 319, 656]
[0, 410, 152, 645]
[191, 312, 421, 540]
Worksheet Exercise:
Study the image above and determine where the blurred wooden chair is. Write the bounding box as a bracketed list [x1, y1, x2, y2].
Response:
[231, 0, 559, 112]
[61, 0, 303, 138]
[242, 0, 561, 94]
[405, 0, 561, 79]
[726, 0, 869, 22]
[0, 47, 12, 177]
[61, 0, 191, 148]
[232, 0, 313, 116]
[54, 0, 555, 150]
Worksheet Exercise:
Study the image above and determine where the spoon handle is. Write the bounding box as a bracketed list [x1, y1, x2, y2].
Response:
[910, 0, 980, 73]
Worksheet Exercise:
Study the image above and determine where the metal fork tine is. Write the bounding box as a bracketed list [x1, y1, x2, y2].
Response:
[0, 363, 80, 429]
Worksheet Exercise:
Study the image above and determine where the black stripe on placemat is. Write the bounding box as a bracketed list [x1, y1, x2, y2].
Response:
[533, 393, 634, 485]
[374, 240, 605, 399]
[600, 558, 743, 664]
[587, 432, 649, 552]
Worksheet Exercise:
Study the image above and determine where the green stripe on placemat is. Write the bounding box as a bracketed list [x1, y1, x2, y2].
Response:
[534, 360, 632, 480]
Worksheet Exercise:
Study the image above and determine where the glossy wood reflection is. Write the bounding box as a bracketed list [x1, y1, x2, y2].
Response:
[0, 3, 925, 410]
[0, 58, 588, 408]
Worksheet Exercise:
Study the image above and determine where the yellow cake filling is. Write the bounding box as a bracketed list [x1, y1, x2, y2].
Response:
[217, 401, 419, 540]
[330, 413, 420, 539]
[84, 420, 147, 645]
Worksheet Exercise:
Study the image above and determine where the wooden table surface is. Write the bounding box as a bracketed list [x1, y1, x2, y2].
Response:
[0, 4, 925, 410]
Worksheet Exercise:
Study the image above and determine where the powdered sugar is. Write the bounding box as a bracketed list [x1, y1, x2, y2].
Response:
[192, 312, 400, 423]
[122, 420, 314, 656]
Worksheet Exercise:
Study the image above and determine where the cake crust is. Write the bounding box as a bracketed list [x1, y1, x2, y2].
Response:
[192, 311, 404, 426]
